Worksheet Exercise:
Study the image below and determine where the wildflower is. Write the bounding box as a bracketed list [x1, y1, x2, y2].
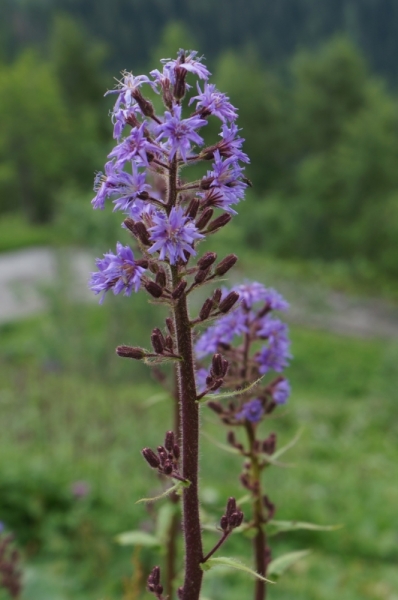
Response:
[272, 379, 291, 404]
[92, 161, 151, 211]
[108, 123, 161, 169]
[234, 282, 289, 311]
[190, 82, 238, 122]
[256, 318, 292, 374]
[105, 71, 157, 110]
[89, 243, 146, 303]
[161, 50, 210, 83]
[155, 105, 206, 162]
[236, 399, 264, 423]
[148, 206, 204, 264]
[200, 151, 247, 212]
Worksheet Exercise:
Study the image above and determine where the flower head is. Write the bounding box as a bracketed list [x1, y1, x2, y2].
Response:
[161, 50, 210, 83]
[272, 379, 291, 404]
[155, 105, 206, 161]
[108, 124, 161, 169]
[92, 161, 152, 211]
[256, 317, 292, 374]
[89, 243, 146, 303]
[236, 399, 264, 423]
[234, 282, 289, 311]
[200, 151, 247, 212]
[148, 206, 204, 264]
[106, 71, 157, 110]
[190, 82, 238, 122]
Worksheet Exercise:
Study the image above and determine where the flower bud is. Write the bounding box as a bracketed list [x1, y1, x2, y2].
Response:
[199, 298, 214, 321]
[163, 461, 173, 475]
[131, 221, 151, 245]
[155, 269, 166, 288]
[207, 213, 232, 233]
[164, 335, 173, 350]
[172, 280, 187, 299]
[198, 252, 217, 270]
[212, 288, 222, 304]
[207, 401, 224, 414]
[219, 291, 239, 313]
[145, 281, 163, 298]
[164, 431, 175, 452]
[174, 66, 187, 100]
[194, 268, 209, 285]
[116, 345, 145, 360]
[196, 208, 214, 230]
[151, 329, 164, 354]
[226, 497, 237, 518]
[165, 317, 175, 336]
[133, 89, 155, 118]
[215, 254, 238, 276]
[142, 448, 160, 469]
[229, 510, 244, 528]
[173, 444, 180, 460]
[220, 515, 229, 531]
[211, 353, 224, 377]
[185, 198, 200, 219]
[262, 432, 276, 455]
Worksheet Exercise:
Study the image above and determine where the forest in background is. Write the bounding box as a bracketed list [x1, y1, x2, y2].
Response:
[1, 2, 398, 279]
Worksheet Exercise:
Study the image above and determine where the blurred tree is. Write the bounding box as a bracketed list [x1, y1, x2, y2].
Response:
[0, 51, 70, 222]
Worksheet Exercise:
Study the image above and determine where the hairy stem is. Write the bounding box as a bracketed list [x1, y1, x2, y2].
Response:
[246, 423, 268, 600]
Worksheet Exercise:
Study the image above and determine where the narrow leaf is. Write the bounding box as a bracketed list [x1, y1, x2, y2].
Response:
[115, 530, 160, 548]
[271, 428, 303, 461]
[198, 377, 264, 403]
[136, 482, 181, 504]
[143, 355, 182, 365]
[202, 557, 274, 584]
[268, 520, 342, 536]
[267, 550, 311, 579]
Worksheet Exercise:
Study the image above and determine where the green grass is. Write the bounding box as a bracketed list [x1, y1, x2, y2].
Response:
[1, 306, 397, 599]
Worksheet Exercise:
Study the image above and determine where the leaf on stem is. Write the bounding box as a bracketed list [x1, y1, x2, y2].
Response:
[136, 480, 189, 504]
[198, 376, 264, 403]
[269, 428, 304, 461]
[200, 556, 274, 583]
[267, 520, 342, 536]
[267, 549, 311, 580]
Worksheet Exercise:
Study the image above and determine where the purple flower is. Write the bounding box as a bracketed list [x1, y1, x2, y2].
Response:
[256, 317, 292, 374]
[108, 124, 161, 169]
[71, 481, 91, 499]
[155, 105, 206, 162]
[234, 282, 289, 311]
[106, 71, 157, 110]
[190, 82, 238, 122]
[218, 123, 250, 163]
[272, 379, 291, 404]
[195, 308, 248, 358]
[111, 104, 141, 140]
[92, 161, 152, 211]
[89, 243, 146, 303]
[200, 151, 247, 212]
[161, 50, 210, 83]
[148, 206, 204, 264]
[236, 399, 264, 423]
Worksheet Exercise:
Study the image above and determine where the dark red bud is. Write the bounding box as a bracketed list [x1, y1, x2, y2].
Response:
[135, 259, 149, 269]
[207, 213, 232, 233]
[155, 269, 166, 288]
[215, 254, 238, 276]
[226, 497, 237, 517]
[142, 448, 160, 469]
[196, 208, 214, 230]
[163, 461, 173, 475]
[133, 89, 155, 118]
[219, 291, 239, 313]
[194, 268, 209, 285]
[199, 298, 214, 321]
[173, 444, 180, 460]
[198, 252, 217, 269]
[145, 281, 163, 298]
[164, 431, 175, 451]
[229, 510, 244, 528]
[151, 330, 164, 354]
[131, 221, 151, 245]
[172, 280, 187, 299]
[212, 288, 222, 304]
[165, 317, 175, 335]
[185, 198, 200, 219]
[211, 353, 224, 377]
[123, 218, 135, 233]
[220, 515, 229, 530]
[116, 345, 145, 360]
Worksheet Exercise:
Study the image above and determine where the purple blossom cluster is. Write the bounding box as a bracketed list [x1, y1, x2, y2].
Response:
[195, 281, 292, 403]
[89, 49, 249, 300]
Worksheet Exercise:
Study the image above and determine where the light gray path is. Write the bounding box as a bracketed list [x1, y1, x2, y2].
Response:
[0, 247, 398, 338]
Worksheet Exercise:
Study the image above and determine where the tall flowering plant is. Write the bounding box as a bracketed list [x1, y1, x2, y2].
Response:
[89, 50, 307, 600]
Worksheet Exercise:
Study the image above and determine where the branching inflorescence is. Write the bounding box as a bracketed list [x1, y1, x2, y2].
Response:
[89, 49, 291, 600]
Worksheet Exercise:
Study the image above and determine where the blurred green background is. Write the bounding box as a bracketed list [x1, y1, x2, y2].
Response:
[0, 1, 398, 599]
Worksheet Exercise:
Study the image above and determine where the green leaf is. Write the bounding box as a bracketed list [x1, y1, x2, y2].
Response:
[271, 428, 304, 460]
[267, 550, 311, 579]
[268, 520, 342, 536]
[115, 530, 160, 548]
[201, 557, 274, 584]
[136, 481, 188, 504]
[198, 376, 264, 403]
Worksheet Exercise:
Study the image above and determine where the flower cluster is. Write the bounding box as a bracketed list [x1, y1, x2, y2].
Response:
[89, 50, 249, 298]
[195, 281, 292, 419]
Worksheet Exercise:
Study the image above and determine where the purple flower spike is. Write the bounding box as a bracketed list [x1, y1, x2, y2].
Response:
[155, 105, 207, 162]
[236, 399, 264, 423]
[190, 82, 238, 122]
[89, 242, 146, 303]
[272, 379, 291, 404]
[148, 206, 204, 265]
[200, 151, 248, 212]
